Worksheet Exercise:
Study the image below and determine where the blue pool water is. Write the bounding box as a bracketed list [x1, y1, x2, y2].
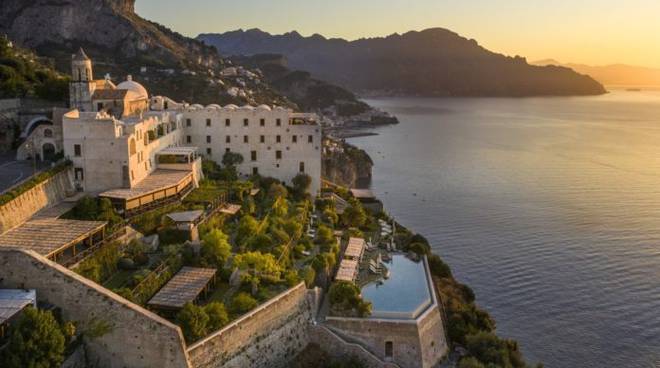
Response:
[361, 254, 432, 318]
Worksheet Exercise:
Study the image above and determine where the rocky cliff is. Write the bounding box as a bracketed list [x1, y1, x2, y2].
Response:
[0, 0, 219, 69]
[199, 28, 607, 97]
[323, 142, 373, 188]
[0, 0, 293, 106]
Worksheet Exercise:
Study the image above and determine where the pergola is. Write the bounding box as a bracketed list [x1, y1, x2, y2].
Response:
[345, 237, 366, 261]
[100, 169, 194, 215]
[147, 267, 216, 311]
[336, 259, 359, 283]
[0, 218, 107, 263]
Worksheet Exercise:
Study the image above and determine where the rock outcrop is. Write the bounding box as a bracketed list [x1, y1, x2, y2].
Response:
[323, 143, 373, 188]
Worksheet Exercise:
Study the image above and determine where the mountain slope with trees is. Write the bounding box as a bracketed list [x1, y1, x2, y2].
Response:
[199, 28, 607, 97]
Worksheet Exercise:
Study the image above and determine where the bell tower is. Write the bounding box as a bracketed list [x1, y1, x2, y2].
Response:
[69, 48, 94, 112]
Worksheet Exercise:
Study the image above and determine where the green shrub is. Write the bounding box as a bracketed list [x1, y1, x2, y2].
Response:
[176, 303, 209, 343]
[328, 281, 371, 317]
[428, 254, 452, 278]
[300, 266, 316, 288]
[229, 292, 258, 315]
[204, 302, 229, 332]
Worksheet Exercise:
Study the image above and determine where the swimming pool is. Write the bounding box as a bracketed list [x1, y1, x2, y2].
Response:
[361, 254, 433, 319]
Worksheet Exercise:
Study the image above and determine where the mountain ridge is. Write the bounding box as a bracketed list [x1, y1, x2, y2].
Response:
[198, 28, 607, 97]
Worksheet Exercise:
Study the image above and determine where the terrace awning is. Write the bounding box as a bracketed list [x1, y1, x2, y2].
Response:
[147, 267, 216, 310]
[345, 237, 366, 260]
[0, 219, 106, 258]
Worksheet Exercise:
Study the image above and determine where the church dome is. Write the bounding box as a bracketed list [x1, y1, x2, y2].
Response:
[117, 75, 148, 100]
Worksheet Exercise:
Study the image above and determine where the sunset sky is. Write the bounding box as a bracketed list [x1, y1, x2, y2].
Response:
[136, 0, 660, 68]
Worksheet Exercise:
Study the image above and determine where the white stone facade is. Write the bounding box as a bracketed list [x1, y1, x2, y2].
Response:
[56, 50, 321, 196]
[160, 102, 321, 196]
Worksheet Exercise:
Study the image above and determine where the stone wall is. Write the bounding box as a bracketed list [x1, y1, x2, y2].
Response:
[187, 282, 313, 368]
[308, 325, 401, 368]
[0, 249, 191, 368]
[0, 168, 73, 234]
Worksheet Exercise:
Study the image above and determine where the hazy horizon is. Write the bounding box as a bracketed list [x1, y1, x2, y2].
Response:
[136, 0, 660, 69]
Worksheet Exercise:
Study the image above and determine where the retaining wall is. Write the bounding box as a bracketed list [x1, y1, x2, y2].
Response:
[0, 249, 191, 368]
[187, 282, 313, 368]
[0, 168, 73, 234]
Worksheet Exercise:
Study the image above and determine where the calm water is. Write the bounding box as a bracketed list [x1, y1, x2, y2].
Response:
[362, 255, 431, 317]
[349, 91, 660, 368]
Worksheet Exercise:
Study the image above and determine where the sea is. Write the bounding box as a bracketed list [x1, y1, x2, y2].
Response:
[347, 90, 660, 368]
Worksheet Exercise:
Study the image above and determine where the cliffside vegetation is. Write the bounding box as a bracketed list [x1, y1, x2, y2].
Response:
[0, 35, 68, 101]
[396, 231, 543, 368]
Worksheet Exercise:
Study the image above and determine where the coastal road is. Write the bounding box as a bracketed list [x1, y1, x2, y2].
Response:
[0, 152, 42, 193]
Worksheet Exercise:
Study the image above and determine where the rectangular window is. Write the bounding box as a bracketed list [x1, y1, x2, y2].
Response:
[225, 148, 230, 153]
[186, 119, 191, 127]
[206, 118, 211, 127]
[206, 147, 212, 155]
[276, 118, 281, 126]
[299, 162, 305, 173]
[186, 135, 191, 143]
[244, 135, 249, 143]
[251, 150, 257, 161]
[225, 119, 231, 127]
[206, 135, 211, 143]
[253, 167, 259, 175]
[144, 162, 148, 171]
[276, 150, 282, 160]
[74, 167, 84, 180]
[260, 135, 265, 143]
[260, 118, 265, 127]
[226, 135, 231, 143]
[74, 144, 82, 157]
[292, 135, 297, 143]
[308, 135, 313, 143]
[276, 135, 281, 143]
[243, 118, 249, 127]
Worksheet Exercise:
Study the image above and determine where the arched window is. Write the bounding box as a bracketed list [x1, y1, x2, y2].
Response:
[43, 129, 53, 138]
[129, 138, 137, 156]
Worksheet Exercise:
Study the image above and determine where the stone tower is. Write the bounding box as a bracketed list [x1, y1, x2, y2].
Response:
[69, 48, 94, 112]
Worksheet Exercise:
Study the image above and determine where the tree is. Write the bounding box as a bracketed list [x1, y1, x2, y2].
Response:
[201, 229, 231, 267]
[204, 302, 229, 332]
[176, 303, 209, 343]
[229, 292, 258, 315]
[458, 357, 486, 368]
[322, 207, 339, 226]
[2, 307, 66, 368]
[328, 281, 371, 317]
[233, 251, 283, 288]
[342, 199, 367, 228]
[292, 173, 312, 199]
[268, 183, 288, 202]
[222, 151, 244, 168]
[316, 224, 335, 251]
[236, 214, 259, 246]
